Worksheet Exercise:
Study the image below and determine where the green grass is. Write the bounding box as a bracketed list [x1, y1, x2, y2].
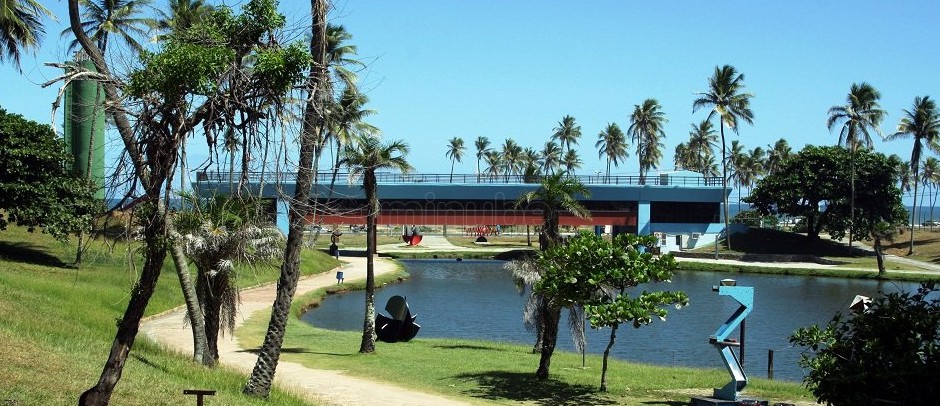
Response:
[0, 226, 338, 405]
[238, 276, 815, 406]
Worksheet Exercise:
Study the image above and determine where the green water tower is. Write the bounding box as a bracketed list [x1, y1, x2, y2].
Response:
[63, 52, 106, 199]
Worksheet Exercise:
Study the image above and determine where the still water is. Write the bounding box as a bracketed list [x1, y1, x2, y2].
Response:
[302, 259, 919, 381]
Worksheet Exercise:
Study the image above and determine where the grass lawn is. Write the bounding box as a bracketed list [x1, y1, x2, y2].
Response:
[0, 225, 338, 405]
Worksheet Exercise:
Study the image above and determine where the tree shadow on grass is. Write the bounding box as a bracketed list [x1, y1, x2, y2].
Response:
[431, 344, 504, 351]
[640, 401, 686, 406]
[238, 347, 352, 357]
[0, 241, 67, 268]
[453, 371, 615, 406]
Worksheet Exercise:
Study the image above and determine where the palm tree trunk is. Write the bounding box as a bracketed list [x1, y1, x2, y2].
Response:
[535, 304, 560, 380]
[910, 173, 920, 256]
[874, 236, 886, 276]
[720, 122, 731, 251]
[243, 0, 327, 396]
[167, 222, 210, 366]
[599, 323, 619, 391]
[849, 158, 855, 248]
[360, 171, 378, 353]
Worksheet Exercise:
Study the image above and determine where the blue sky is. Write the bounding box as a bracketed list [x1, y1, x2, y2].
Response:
[2, 1, 939, 204]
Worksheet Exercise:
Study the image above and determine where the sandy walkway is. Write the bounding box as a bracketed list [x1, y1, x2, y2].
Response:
[140, 255, 471, 406]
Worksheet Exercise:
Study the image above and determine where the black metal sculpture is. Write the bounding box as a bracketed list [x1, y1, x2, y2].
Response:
[376, 295, 421, 343]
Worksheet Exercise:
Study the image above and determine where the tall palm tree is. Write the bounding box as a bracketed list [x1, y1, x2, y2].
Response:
[552, 115, 581, 155]
[501, 138, 522, 181]
[628, 98, 668, 184]
[541, 141, 562, 175]
[693, 65, 755, 250]
[728, 140, 747, 213]
[324, 86, 378, 198]
[63, 0, 156, 55]
[765, 138, 792, 175]
[595, 122, 628, 182]
[674, 142, 692, 171]
[474, 136, 490, 181]
[0, 0, 52, 70]
[446, 137, 465, 182]
[515, 173, 591, 379]
[563, 149, 582, 176]
[344, 136, 412, 353]
[888, 96, 940, 255]
[828, 82, 886, 246]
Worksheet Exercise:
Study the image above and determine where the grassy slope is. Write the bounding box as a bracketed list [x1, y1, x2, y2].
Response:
[0, 226, 338, 405]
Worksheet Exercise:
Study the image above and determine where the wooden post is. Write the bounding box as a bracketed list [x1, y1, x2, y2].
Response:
[183, 389, 216, 406]
[768, 349, 775, 380]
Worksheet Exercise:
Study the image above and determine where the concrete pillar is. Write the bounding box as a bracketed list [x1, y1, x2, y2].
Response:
[638, 201, 651, 235]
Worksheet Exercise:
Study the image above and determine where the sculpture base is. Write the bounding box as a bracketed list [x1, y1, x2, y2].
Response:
[690, 397, 768, 406]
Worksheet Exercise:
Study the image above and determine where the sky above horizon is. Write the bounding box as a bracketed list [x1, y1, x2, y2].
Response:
[2, 1, 939, 205]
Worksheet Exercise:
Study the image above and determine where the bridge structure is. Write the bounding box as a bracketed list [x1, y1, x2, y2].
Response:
[194, 171, 729, 253]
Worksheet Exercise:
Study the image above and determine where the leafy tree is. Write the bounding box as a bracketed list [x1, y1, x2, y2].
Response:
[887, 96, 940, 255]
[0, 108, 98, 241]
[552, 115, 581, 155]
[790, 284, 940, 405]
[65, 0, 311, 402]
[628, 98, 668, 184]
[0, 0, 52, 70]
[446, 136, 465, 182]
[595, 122, 628, 182]
[62, 0, 157, 55]
[693, 65, 755, 250]
[344, 135, 412, 353]
[173, 193, 284, 364]
[581, 234, 687, 391]
[533, 233, 687, 388]
[746, 145, 907, 269]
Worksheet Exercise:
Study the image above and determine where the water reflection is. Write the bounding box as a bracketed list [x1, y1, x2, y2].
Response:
[301, 259, 918, 381]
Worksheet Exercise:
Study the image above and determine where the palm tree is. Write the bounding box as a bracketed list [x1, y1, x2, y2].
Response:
[922, 157, 940, 227]
[325, 86, 378, 198]
[628, 98, 668, 184]
[693, 65, 755, 250]
[687, 120, 718, 179]
[765, 138, 792, 175]
[552, 115, 581, 155]
[521, 147, 542, 182]
[154, 0, 214, 38]
[483, 150, 502, 181]
[888, 96, 940, 255]
[63, 0, 156, 55]
[541, 141, 562, 175]
[501, 138, 522, 181]
[563, 149, 582, 176]
[515, 173, 590, 379]
[446, 137, 465, 182]
[344, 136, 412, 353]
[0, 0, 52, 70]
[728, 141, 747, 213]
[174, 193, 283, 364]
[595, 122, 628, 182]
[474, 136, 490, 181]
[828, 82, 886, 246]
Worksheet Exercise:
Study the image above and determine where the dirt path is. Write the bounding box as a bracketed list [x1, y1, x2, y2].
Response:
[140, 256, 471, 406]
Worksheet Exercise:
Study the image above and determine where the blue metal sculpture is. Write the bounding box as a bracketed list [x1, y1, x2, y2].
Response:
[709, 280, 753, 401]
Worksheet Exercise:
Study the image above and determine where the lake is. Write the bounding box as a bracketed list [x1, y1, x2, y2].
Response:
[301, 259, 919, 381]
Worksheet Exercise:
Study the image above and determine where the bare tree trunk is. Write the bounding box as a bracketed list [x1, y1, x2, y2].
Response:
[875, 236, 886, 277]
[243, 0, 328, 397]
[599, 323, 619, 391]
